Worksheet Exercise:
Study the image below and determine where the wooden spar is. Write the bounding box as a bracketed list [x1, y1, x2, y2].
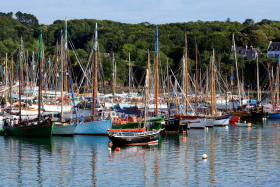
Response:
[26, 50, 29, 108]
[185, 32, 188, 114]
[5, 53, 7, 105]
[211, 55, 214, 115]
[195, 44, 198, 114]
[129, 52, 130, 99]
[55, 40, 58, 103]
[256, 54, 260, 103]
[268, 62, 274, 110]
[38, 30, 42, 119]
[92, 22, 97, 121]
[48, 56, 50, 91]
[64, 17, 68, 94]
[10, 54, 13, 107]
[233, 34, 241, 106]
[167, 57, 169, 114]
[155, 26, 158, 116]
[144, 51, 150, 128]
[276, 60, 279, 105]
[32, 51, 34, 97]
[60, 31, 64, 120]
[113, 52, 115, 100]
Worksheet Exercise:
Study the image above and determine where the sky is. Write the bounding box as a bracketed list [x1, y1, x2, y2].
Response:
[1, 0, 279, 25]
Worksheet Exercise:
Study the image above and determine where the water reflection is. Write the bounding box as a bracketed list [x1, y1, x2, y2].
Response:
[1, 119, 280, 185]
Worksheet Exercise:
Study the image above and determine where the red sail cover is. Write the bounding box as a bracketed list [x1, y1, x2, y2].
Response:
[108, 128, 146, 133]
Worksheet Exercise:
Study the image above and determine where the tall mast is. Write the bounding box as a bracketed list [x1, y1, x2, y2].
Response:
[167, 57, 169, 113]
[128, 52, 130, 99]
[48, 56, 51, 91]
[233, 34, 241, 106]
[38, 29, 42, 119]
[55, 40, 58, 103]
[92, 22, 97, 121]
[276, 51, 280, 105]
[113, 52, 115, 100]
[10, 54, 13, 107]
[144, 51, 150, 128]
[195, 44, 198, 114]
[268, 62, 274, 111]
[60, 31, 64, 120]
[5, 53, 7, 105]
[64, 17, 68, 93]
[256, 54, 260, 102]
[211, 55, 214, 115]
[26, 50, 29, 108]
[19, 36, 23, 121]
[155, 26, 159, 116]
[185, 32, 188, 114]
[32, 51, 34, 96]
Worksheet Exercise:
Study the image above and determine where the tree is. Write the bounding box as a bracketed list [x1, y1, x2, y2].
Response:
[243, 19, 255, 25]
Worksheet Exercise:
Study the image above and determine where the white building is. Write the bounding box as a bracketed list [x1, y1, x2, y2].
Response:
[267, 41, 280, 58]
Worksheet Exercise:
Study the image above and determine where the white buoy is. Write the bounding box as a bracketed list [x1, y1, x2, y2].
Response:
[202, 154, 208, 159]
[108, 147, 111, 151]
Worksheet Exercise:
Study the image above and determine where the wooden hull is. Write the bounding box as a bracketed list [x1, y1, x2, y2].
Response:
[268, 112, 280, 119]
[53, 123, 77, 136]
[5, 118, 53, 137]
[108, 130, 161, 145]
[164, 118, 180, 132]
[179, 116, 206, 129]
[112, 117, 164, 131]
[74, 119, 112, 136]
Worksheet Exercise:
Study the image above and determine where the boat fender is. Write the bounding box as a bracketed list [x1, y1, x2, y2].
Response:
[116, 147, 120, 152]
[108, 141, 112, 147]
[202, 154, 208, 159]
[182, 137, 187, 140]
[248, 123, 251, 126]
[183, 131, 186, 134]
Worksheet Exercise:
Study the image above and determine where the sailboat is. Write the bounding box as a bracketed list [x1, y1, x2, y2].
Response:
[74, 22, 112, 136]
[52, 19, 77, 136]
[178, 34, 206, 129]
[108, 55, 162, 145]
[4, 29, 53, 137]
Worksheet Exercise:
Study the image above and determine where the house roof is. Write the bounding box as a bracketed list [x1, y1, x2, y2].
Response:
[268, 42, 280, 51]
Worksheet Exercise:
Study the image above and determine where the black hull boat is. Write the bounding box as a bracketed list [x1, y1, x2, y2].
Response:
[164, 117, 180, 132]
[108, 129, 162, 145]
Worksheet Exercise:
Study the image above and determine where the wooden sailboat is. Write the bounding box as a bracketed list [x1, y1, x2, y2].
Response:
[178, 35, 206, 129]
[5, 30, 53, 137]
[74, 22, 112, 136]
[52, 21, 77, 136]
[108, 56, 161, 145]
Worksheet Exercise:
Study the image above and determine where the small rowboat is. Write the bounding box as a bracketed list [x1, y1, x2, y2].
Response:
[236, 122, 252, 127]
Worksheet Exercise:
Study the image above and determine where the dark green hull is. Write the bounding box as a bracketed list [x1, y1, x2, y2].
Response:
[112, 117, 165, 131]
[0, 129, 5, 135]
[5, 119, 54, 137]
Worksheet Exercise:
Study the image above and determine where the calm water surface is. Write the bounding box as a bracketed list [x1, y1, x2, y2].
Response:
[1, 119, 280, 186]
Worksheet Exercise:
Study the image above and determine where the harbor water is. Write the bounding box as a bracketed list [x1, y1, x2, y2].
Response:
[1, 119, 280, 186]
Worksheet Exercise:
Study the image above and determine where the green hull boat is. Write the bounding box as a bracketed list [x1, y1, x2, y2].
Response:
[0, 129, 5, 135]
[5, 118, 54, 137]
[112, 117, 165, 131]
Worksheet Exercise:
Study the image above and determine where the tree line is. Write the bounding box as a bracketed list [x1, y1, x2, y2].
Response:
[0, 11, 279, 90]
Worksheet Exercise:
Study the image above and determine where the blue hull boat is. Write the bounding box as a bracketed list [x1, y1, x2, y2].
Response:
[75, 119, 112, 136]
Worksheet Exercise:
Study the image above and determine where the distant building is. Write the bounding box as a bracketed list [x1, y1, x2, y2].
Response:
[231, 45, 262, 60]
[246, 46, 262, 60]
[104, 53, 112, 58]
[267, 41, 280, 58]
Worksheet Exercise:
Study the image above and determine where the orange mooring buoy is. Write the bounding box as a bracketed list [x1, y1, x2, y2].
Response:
[183, 131, 186, 134]
[116, 147, 121, 151]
